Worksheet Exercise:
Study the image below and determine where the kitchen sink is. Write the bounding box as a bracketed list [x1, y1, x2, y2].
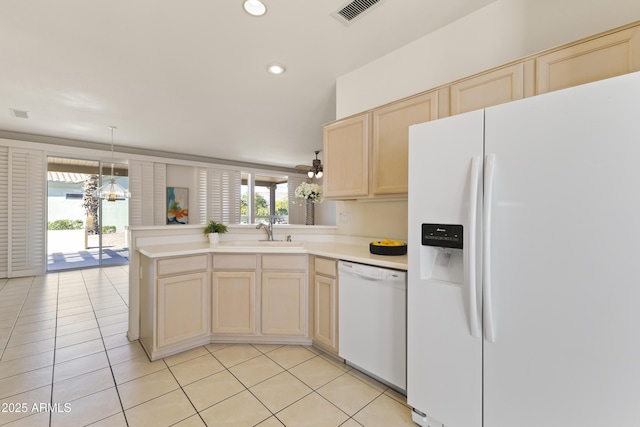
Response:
[217, 240, 306, 251]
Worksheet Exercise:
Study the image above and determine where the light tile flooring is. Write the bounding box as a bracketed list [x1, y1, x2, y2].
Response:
[0, 267, 414, 427]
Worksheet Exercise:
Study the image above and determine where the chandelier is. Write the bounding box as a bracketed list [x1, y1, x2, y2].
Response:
[93, 126, 131, 202]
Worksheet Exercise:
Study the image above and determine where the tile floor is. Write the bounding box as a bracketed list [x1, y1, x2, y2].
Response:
[0, 267, 414, 427]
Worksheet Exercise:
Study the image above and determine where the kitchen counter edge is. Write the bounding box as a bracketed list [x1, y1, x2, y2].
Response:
[137, 242, 407, 271]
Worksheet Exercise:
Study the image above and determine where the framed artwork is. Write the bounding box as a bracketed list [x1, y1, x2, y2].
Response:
[167, 187, 189, 224]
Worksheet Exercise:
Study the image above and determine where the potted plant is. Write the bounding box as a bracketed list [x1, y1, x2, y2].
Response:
[203, 220, 227, 245]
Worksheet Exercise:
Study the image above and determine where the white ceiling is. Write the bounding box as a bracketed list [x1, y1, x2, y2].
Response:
[0, 0, 496, 170]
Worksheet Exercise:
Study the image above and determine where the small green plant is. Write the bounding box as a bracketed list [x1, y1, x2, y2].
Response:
[48, 219, 84, 230]
[203, 220, 227, 235]
[102, 225, 117, 234]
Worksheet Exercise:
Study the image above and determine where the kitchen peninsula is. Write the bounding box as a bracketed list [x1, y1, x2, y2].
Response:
[129, 225, 407, 361]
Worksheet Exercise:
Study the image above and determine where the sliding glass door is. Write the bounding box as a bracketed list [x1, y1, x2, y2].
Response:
[47, 157, 129, 271]
[98, 163, 129, 266]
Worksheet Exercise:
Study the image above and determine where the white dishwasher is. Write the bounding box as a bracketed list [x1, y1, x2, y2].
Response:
[338, 260, 407, 392]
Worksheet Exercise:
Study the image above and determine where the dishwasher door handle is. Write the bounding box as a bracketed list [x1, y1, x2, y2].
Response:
[338, 269, 405, 283]
[340, 270, 389, 282]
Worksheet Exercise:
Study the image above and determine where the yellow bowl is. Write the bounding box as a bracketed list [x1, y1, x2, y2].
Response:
[369, 242, 407, 256]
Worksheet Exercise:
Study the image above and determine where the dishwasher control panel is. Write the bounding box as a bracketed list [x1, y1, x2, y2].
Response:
[421, 224, 463, 249]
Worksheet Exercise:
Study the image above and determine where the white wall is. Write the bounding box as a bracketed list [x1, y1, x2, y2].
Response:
[336, 0, 640, 118]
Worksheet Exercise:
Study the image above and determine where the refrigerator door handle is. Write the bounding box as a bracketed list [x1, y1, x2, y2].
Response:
[483, 153, 497, 342]
[467, 156, 482, 338]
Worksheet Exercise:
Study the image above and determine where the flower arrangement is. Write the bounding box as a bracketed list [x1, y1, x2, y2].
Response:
[295, 182, 323, 203]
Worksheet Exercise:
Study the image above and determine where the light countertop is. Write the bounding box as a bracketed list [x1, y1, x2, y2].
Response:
[137, 241, 407, 271]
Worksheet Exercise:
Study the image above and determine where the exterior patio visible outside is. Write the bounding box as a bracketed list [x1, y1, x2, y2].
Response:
[47, 228, 129, 270]
[47, 163, 129, 271]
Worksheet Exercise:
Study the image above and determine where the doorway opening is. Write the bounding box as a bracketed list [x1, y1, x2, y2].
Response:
[47, 157, 129, 271]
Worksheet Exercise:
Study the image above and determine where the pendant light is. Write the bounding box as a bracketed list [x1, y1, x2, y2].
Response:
[93, 126, 131, 202]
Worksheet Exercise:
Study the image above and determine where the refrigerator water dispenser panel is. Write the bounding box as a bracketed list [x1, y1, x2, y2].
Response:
[421, 224, 463, 249]
[419, 224, 464, 284]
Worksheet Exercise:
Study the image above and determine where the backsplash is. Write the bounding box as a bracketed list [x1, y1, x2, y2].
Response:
[336, 200, 408, 240]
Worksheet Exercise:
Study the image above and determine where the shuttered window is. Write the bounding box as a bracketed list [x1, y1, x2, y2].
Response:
[0, 147, 8, 277]
[153, 163, 167, 225]
[0, 148, 46, 277]
[197, 167, 241, 224]
[129, 160, 167, 226]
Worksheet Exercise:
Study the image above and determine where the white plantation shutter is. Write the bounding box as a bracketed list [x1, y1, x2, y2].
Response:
[7, 148, 45, 277]
[197, 167, 241, 224]
[153, 163, 167, 225]
[197, 168, 208, 224]
[0, 147, 8, 277]
[129, 160, 155, 226]
[288, 175, 307, 225]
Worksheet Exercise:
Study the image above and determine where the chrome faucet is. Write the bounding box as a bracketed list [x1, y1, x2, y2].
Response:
[256, 221, 274, 241]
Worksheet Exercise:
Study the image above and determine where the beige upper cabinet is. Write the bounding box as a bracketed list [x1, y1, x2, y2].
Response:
[537, 26, 640, 94]
[323, 112, 370, 199]
[372, 91, 438, 195]
[322, 22, 640, 201]
[449, 62, 527, 115]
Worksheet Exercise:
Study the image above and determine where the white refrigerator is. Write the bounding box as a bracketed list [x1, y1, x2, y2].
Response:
[407, 71, 640, 427]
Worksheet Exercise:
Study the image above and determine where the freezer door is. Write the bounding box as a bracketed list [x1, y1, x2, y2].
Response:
[407, 110, 484, 427]
[483, 72, 640, 426]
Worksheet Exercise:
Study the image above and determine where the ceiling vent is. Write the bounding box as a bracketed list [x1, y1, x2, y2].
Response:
[332, 0, 384, 25]
[10, 108, 30, 119]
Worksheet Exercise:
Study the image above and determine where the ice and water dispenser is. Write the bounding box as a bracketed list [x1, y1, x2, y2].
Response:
[420, 224, 464, 284]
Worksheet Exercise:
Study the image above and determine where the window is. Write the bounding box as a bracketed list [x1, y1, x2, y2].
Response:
[241, 173, 290, 224]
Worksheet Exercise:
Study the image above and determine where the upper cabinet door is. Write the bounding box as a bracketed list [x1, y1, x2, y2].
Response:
[449, 63, 525, 116]
[323, 112, 370, 199]
[372, 91, 438, 195]
[536, 26, 640, 94]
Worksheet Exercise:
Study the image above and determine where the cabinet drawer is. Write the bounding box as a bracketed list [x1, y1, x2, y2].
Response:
[262, 254, 307, 271]
[157, 254, 208, 276]
[315, 257, 337, 277]
[213, 254, 257, 270]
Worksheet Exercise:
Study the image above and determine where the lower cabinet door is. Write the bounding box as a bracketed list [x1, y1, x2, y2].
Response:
[211, 272, 256, 334]
[157, 272, 209, 348]
[313, 274, 338, 352]
[261, 272, 306, 336]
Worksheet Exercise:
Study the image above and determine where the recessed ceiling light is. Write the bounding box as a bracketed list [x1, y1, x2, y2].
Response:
[243, 0, 267, 16]
[267, 63, 286, 75]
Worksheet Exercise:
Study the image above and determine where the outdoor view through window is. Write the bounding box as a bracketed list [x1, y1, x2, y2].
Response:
[241, 173, 289, 224]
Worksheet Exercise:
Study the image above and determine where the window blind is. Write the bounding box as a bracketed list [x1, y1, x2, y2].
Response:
[7, 148, 45, 277]
[197, 168, 241, 224]
[0, 147, 8, 277]
[153, 163, 167, 225]
[129, 160, 155, 226]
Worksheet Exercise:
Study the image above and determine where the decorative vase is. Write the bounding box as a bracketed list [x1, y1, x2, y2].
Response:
[208, 232, 220, 245]
[305, 199, 314, 226]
